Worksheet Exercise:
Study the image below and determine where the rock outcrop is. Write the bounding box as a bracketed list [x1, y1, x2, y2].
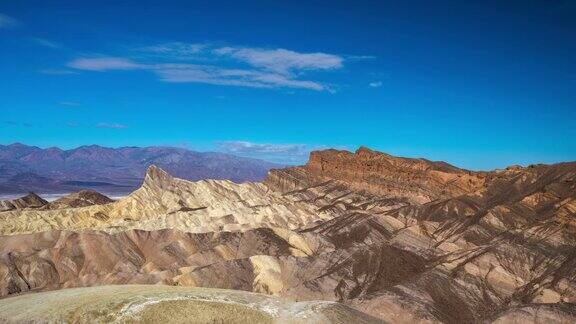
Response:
[0, 165, 328, 235]
[0, 192, 47, 212]
[42, 190, 114, 210]
[268, 147, 486, 204]
[1, 148, 575, 324]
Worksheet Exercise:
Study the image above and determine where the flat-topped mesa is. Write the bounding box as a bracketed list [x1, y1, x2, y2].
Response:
[280, 147, 486, 204]
[308, 147, 463, 174]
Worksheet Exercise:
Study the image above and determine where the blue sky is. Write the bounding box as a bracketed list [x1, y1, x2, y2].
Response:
[0, 0, 575, 169]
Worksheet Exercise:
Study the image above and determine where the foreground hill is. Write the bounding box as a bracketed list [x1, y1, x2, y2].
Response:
[0, 147, 575, 323]
[0, 143, 281, 194]
[0, 285, 381, 323]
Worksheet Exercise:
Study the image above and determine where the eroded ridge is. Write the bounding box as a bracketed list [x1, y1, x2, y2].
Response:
[1, 147, 575, 323]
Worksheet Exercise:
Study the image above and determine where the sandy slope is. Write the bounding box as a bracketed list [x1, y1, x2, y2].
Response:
[0, 285, 382, 323]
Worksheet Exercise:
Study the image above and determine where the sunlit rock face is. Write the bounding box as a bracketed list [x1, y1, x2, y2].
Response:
[304, 147, 486, 204]
[1, 147, 575, 323]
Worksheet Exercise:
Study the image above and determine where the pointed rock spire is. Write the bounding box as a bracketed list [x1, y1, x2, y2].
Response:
[143, 165, 174, 189]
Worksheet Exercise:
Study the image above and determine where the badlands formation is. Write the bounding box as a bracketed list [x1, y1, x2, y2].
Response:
[0, 192, 47, 212]
[1, 147, 576, 323]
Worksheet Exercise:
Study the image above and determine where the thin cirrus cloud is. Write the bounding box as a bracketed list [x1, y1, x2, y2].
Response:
[31, 38, 62, 49]
[95, 122, 128, 129]
[155, 64, 325, 90]
[216, 141, 333, 164]
[136, 42, 206, 60]
[66, 43, 350, 91]
[58, 101, 81, 107]
[0, 13, 19, 28]
[369, 81, 383, 88]
[68, 57, 143, 71]
[39, 68, 79, 75]
[214, 47, 343, 74]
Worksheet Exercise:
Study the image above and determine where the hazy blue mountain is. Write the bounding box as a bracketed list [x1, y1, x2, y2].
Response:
[0, 143, 282, 194]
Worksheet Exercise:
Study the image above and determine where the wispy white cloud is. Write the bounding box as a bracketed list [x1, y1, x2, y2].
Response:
[155, 64, 324, 90]
[96, 122, 127, 129]
[59, 101, 81, 107]
[216, 141, 338, 164]
[347, 55, 377, 60]
[137, 42, 205, 60]
[68, 57, 142, 71]
[369, 81, 383, 88]
[39, 68, 79, 75]
[66, 43, 349, 91]
[31, 38, 61, 49]
[0, 13, 19, 29]
[214, 47, 343, 74]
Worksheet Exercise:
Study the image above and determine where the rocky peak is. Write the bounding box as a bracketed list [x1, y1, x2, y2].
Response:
[354, 146, 381, 158]
[43, 190, 113, 210]
[20, 192, 48, 206]
[0, 192, 48, 212]
[143, 165, 175, 189]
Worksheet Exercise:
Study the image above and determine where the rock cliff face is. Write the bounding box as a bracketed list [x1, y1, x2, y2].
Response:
[302, 147, 485, 204]
[1, 147, 575, 323]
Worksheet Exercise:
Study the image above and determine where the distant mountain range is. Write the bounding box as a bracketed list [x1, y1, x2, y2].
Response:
[0, 143, 281, 194]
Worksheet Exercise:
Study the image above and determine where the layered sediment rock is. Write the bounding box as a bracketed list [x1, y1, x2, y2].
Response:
[0, 165, 330, 235]
[42, 190, 114, 210]
[0, 192, 47, 212]
[297, 147, 485, 204]
[1, 148, 575, 323]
